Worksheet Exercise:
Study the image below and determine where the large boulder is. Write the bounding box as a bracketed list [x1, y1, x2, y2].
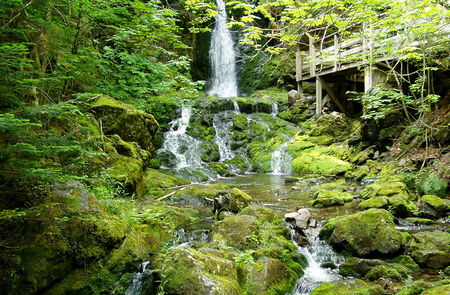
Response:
[91, 95, 159, 153]
[310, 279, 384, 295]
[154, 248, 240, 295]
[135, 168, 190, 199]
[409, 231, 450, 269]
[291, 151, 351, 176]
[319, 209, 406, 257]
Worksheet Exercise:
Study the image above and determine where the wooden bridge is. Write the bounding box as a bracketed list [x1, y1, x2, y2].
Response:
[295, 27, 427, 115]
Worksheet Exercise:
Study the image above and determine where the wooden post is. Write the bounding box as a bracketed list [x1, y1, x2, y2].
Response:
[316, 77, 322, 115]
[309, 34, 316, 77]
[318, 77, 347, 114]
[295, 44, 303, 91]
[333, 34, 338, 72]
[364, 67, 373, 93]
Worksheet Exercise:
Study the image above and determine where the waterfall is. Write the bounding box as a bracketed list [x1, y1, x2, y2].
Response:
[207, 0, 238, 97]
[213, 110, 238, 161]
[271, 141, 292, 175]
[157, 107, 217, 180]
[125, 261, 153, 295]
[290, 227, 344, 295]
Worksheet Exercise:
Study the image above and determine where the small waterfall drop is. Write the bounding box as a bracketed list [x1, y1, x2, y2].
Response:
[271, 102, 279, 117]
[290, 227, 344, 295]
[213, 108, 239, 161]
[125, 261, 153, 295]
[157, 107, 216, 180]
[271, 141, 292, 175]
[207, 0, 238, 97]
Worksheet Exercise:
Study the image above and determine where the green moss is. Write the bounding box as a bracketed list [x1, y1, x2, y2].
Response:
[418, 195, 449, 218]
[319, 209, 405, 257]
[229, 188, 252, 212]
[109, 155, 145, 194]
[210, 163, 235, 177]
[136, 168, 190, 199]
[312, 190, 353, 208]
[224, 156, 249, 172]
[360, 178, 407, 199]
[416, 171, 448, 197]
[409, 231, 450, 269]
[291, 151, 351, 176]
[155, 247, 240, 295]
[404, 217, 434, 225]
[359, 196, 389, 209]
[246, 257, 298, 295]
[421, 284, 450, 295]
[310, 279, 384, 295]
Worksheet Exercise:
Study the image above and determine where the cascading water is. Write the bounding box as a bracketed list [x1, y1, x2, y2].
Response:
[271, 102, 279, 117]
[125, 261, 153, 295]
[290, 227, 344, 295]
[271, 141, 291, 175]
[157, 107, 216, 180]
[207, 0, 238, 97]
[213, 101, 240, 161]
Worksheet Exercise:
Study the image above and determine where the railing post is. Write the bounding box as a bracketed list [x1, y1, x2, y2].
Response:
[295, 43, 303, 90]
[315, 77, 322, 115]
[333, 34, 339, 72]
[309, 34, 316, 77]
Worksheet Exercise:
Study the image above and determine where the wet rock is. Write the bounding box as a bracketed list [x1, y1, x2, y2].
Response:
[284, 208, 311, 229]
[310, 279, 384, 295]
[417, 195, 450, 219]
[319, 209, 405, 257]
[409, 231, 450, 269]
[154, 247, 240, 295]
[288, 89, 299, 106]
[214, 188, 252, 213]
[312, 190, 353, 208]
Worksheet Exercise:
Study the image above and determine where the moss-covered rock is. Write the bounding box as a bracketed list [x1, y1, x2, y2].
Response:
[210, 163, 235, 177]
[417, 195, 450, 219]
[91, 95, 159, 153]
[310, 279, 384, 295]
[421, 284, 450, 295]
[319, 209, 405, 257]
[246, 257, 298, 295]
[109, 154, 145, 194]
[136, 168, 190, 199]
[291, 150, 351, 176]
[155, 247, 240, 295]
[312, 190, 354, 208]
[359, 177, 415, 217]
[224, 156, 249, 172]
[339, 256, 418, 282]
[409, 231, 450, 269]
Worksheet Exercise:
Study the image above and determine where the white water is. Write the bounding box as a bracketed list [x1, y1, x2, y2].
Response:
[213, 110, 238, 161]
[271, 102, 279, 117]
[125, 261, 152, 295]
[157, 107, 218, 180]
[159, 107, 203, 169]
[207, 0, 238, 97]
[290, 227, 344, 295]
[271, 141, 292, 175]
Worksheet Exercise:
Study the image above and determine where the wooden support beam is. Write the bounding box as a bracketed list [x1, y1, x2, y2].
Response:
[318, 77, 346, 114]
[333, 34, 339, 72]
[364, 67, 373, 93]
[315, 77, 322, 115]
